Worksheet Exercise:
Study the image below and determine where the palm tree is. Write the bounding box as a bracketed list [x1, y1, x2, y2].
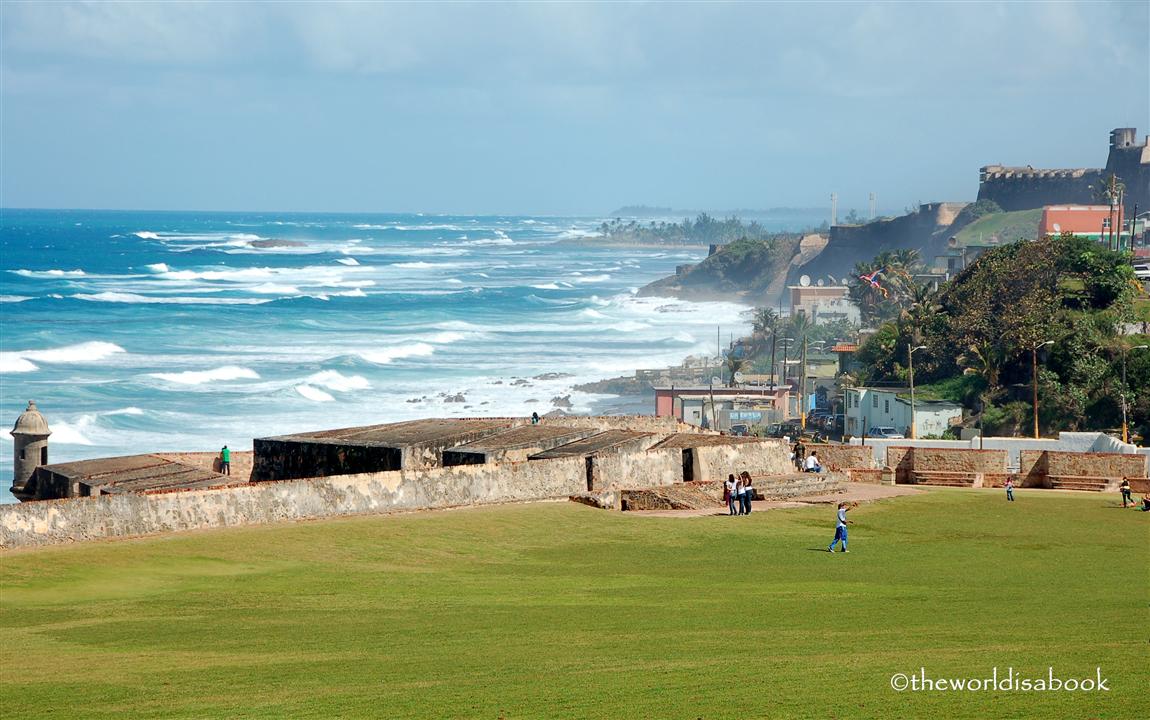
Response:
[787, 311, 813, 343]
[724, 355, 748, 388]
[959, 341, 1007, 433]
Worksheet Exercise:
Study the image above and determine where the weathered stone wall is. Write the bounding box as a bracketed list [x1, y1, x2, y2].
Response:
[0, 457, 587, 549]
[546, 415, 704, 434]
[156, 451, 254, 481]
[695, 440, 791, 482]
[1019, 450, 1148, 487]
[593, 446, 682, 491]
[977, 169, 1099, 212]
[793, 203, 967, 286]
[251, 439, 402, 481]
[886, 446, 1007, 483]
[804, 444, 874, 471]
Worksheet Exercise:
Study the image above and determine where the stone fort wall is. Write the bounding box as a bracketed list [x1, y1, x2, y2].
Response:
[977, 128, 1149, 215]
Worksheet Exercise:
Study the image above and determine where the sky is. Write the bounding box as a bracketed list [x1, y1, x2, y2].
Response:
[1, 1, 1147, 216]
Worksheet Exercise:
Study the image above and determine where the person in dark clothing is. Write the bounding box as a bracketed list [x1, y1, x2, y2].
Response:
[1119, 478, 1133, 508]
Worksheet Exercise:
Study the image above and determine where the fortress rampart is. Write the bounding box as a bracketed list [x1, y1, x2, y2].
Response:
[977, 128, 1149, 214]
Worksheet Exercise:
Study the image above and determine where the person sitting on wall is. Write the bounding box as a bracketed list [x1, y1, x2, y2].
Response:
[804, 451, 823, 473]
[1142, 495, 1150, 512]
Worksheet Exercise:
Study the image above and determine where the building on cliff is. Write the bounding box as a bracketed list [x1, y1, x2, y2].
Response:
[978, 128, 1149, 215]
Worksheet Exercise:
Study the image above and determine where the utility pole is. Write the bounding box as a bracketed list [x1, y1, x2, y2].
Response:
[830, 193, 838, 226]
[799, 335, 808, 430]
[869, 192, 876, 220]
[908, 344, 926, 439]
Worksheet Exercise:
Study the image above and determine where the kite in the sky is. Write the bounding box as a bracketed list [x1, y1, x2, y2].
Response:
[859, 269, 890, 298]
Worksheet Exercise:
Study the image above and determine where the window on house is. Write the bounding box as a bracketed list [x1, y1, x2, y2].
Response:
[884, 400, 890, 413]
[872, 395, 878, 408]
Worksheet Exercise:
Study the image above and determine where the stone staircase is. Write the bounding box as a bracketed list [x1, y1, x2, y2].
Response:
[1048, 475, 1111, 492]
[911, 470, 977, 487]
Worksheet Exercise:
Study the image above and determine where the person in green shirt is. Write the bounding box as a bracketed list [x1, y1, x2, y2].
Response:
[220, 445, 231, 476]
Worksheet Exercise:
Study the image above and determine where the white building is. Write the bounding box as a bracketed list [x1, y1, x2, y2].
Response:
[843, 386, 962, 438]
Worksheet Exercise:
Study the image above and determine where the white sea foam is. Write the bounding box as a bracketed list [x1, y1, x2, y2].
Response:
[149, 366, 260, 385]
[0, 354, 38, 373]
[134, 231, 162, 239]
[335, 288, 367, 297]
[391, 261, 437, 269]
[0, 295, 32, 303]
[250, 283, 301, 294]
[571, 274, 611, 284]
[295, 384, 335, 402]
[336, 258, 360, 266]
[74, 292, 272, 305]
[48, 420, 95, 445]
[580, 309, 606, 319]
[103, 407, 145, 416]
[426, 331, 467, 344]
[145, 263, 170, 273]
[531, 283, 561, 290]
[11, 341, 127, 365]
[305, 370, 371, 392]
[358, 343, 435, 364]
[12, 269, 86, 278]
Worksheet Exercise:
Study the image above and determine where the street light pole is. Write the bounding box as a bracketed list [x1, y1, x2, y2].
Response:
[1122, 344, 1149, 444]
[1032, 340, 1053, 439]
[908, 344, 927, 439]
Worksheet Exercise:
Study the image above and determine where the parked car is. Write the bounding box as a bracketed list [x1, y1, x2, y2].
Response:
[868, 426, 905, 439]
[729, 423, 751, 436]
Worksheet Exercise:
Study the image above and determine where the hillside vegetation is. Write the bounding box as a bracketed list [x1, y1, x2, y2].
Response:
[638, 234, 803, 302]
[854, 233, 1149, 437]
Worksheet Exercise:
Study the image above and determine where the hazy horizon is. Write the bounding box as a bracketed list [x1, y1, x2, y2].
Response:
[2, 1, 1147, 215]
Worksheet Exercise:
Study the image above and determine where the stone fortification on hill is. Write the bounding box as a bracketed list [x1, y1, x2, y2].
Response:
[977, 127, 1149, 214]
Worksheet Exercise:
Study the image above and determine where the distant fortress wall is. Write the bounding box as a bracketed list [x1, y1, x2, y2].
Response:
[977, 128, 1149, 214]
[791, 202, 966, 285]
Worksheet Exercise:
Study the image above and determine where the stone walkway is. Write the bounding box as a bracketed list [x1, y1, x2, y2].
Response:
[624, 483, 923, 518]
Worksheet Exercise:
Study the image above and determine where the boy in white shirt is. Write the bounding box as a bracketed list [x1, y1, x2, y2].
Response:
[828, 502, 852, 552]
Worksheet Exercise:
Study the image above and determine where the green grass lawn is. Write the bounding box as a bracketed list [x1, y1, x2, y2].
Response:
[2, 490, 1147, 719]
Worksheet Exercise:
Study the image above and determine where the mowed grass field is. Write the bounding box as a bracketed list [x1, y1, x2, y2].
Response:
[2, 489, 1147, 719]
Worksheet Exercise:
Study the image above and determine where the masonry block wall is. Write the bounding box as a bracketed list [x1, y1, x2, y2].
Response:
[1020, 451, 1148, 487]
[156, 451, 254, 481]
[696, 441, 792, 482]
[594, 447, 682, 491]
[805, 444, 874, 471]
[886, 447, 1007, 484]
[0, 456, 589, 548]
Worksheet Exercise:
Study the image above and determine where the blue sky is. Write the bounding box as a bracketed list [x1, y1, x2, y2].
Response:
[2, 1, 1147, 215]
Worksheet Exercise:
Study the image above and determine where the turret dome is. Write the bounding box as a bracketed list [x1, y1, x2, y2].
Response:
[11, 400, 51, 437]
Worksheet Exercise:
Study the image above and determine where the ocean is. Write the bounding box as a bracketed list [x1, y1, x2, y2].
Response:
[0, 209, 819, 503]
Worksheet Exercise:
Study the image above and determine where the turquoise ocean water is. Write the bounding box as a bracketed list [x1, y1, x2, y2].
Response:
[0, 209, 818, 502]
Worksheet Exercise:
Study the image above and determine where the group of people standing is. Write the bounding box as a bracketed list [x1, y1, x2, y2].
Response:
[723, 471, 755, 515]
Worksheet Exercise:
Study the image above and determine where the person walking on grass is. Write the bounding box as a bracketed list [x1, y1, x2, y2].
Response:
[1120, 478, 1133, 508]
[828, 502, 853, 553]
[740, 471, 754, 514]
[725, 474, 738, 516]
[219, 445, 231, 476]
[1005, 476, 1015, 502]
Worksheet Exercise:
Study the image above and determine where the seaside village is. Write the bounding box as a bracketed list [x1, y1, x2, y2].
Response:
[4, 127, 1150, 548]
